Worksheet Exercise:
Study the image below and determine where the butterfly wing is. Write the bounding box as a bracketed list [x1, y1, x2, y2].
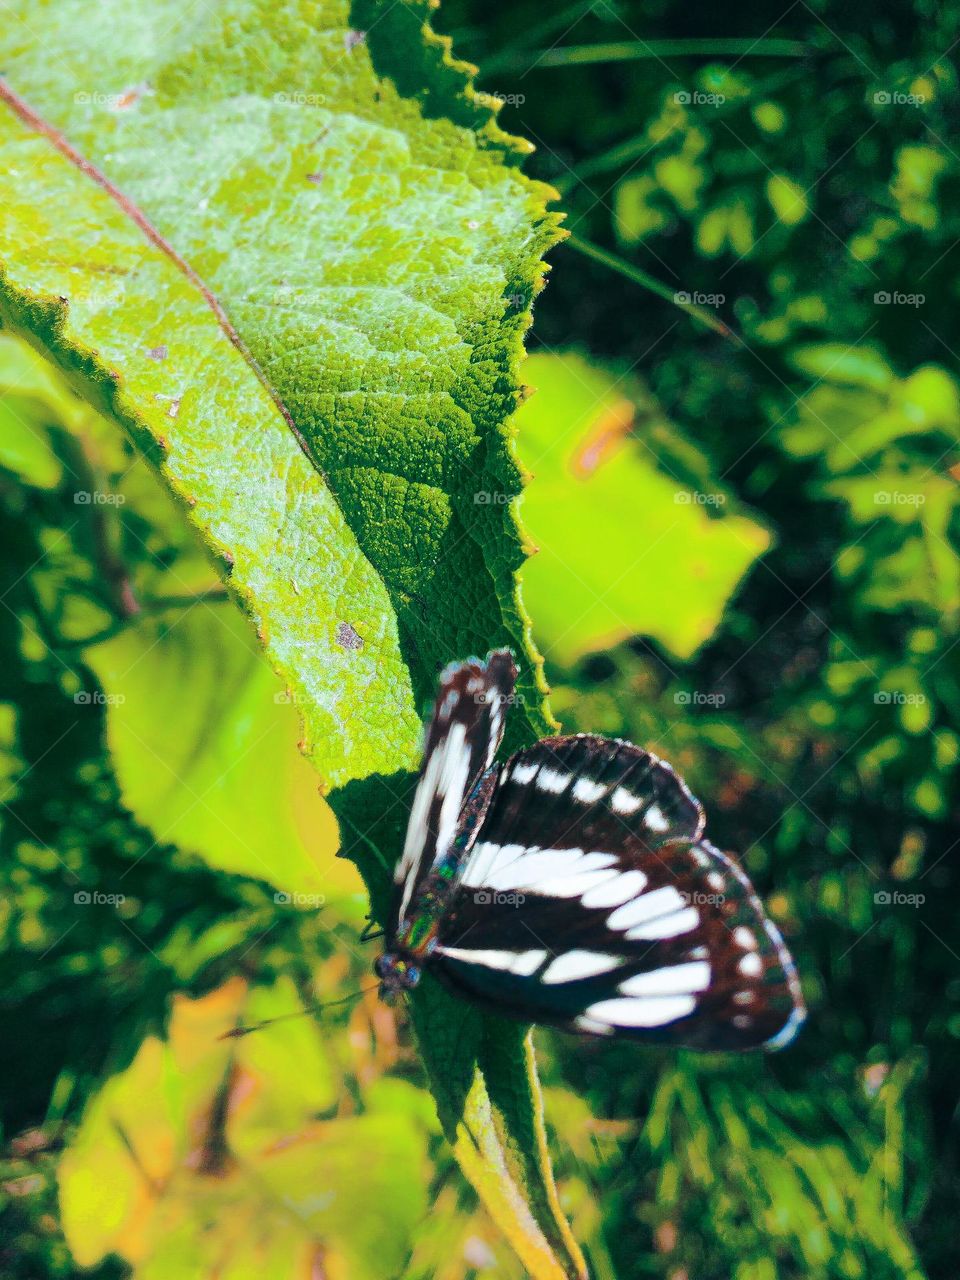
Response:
[429, 735, 805, 1051]
[391, 649, 517, 928]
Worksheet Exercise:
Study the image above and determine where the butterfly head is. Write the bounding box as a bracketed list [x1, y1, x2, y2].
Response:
[374, 951, 422, 999]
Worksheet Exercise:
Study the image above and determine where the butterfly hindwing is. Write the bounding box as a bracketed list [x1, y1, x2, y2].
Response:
[390, 650, 516, 927]
[429, 735, 804, 1050]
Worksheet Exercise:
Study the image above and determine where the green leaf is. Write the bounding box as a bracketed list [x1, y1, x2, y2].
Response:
[83, 606, 350, 900]
[0, 97, 418, 785]
[58, 979, 429, 1279]
[0, 5, 582, 1273]
[766, 173, 809, 226]
[515, 353, 771, 664]
[0, 0, 561, 730]
[0, 332, 70, 488]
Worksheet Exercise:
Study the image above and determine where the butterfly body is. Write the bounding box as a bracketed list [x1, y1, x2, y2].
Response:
[376, 651, 805, 1051]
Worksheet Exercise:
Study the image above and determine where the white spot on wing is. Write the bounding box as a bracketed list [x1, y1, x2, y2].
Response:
[583, 994, 697, 1027]
[485, 847, 581, 891]
[397, 721, 471, 922]
[572, 777, 606, 804]
[510, 761, 538, 785]
[537, 767, 571, 795]
[617, 961, 710, 998]
[541, 950, 626, 984]
[738, 952, 763, 978]
[580, 869, 648, 909]
[573, 1014, 615, 1036]
[486, 702, 503, 767]
[733, 926, 757, 950]
[644, 803, 670, 833]
[437, 722, 469, 851]
[610, 786, 643, 815]
[461, 840, 525, 889]
[535, 869, 620, 899]
[625, 906, 699, 941]
[607, 886, 688, 932]
[484, 848, 618, 894]
[436, 946, 547, 976]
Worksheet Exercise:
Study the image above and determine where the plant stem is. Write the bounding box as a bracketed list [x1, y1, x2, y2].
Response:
[566, 235, 739, 343]
[502, 38, 810, 71]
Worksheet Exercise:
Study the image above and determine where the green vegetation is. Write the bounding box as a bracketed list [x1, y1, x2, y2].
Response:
[1, 0, 956, 1277]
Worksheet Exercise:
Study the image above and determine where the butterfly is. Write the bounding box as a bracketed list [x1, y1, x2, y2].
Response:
[375, 650, 805, 1051]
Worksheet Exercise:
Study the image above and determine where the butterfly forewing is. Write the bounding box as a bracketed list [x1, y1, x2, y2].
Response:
[391, 650, 516, 927]
[428, 734, 804, 1050]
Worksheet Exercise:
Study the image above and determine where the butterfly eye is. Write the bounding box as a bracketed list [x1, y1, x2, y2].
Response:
[373, 954, 393, 979]
[404, 965, 421, 988]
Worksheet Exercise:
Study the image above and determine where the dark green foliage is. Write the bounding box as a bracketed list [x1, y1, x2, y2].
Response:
[434, 0, 960, 1274]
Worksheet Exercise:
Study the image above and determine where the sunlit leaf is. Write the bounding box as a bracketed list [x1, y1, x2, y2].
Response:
[515, 353, 770, 664]
[58, 979, 429, 1279]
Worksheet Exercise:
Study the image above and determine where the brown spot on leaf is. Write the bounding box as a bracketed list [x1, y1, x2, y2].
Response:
[147, 345, 168, 361]
[344, 29, 366, 51]
[305, 171, 325, 184]
[571, 397, 635, 478]
[335, 622, 363, 651]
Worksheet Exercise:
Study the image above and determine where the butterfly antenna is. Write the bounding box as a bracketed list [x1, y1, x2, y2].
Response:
[219, 985, 379, 1040]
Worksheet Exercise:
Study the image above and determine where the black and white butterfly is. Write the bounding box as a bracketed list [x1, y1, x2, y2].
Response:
[375, 650, 805, 1051]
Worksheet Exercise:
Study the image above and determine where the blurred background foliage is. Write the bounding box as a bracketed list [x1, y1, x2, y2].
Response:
[2, 0, 959, 1276]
